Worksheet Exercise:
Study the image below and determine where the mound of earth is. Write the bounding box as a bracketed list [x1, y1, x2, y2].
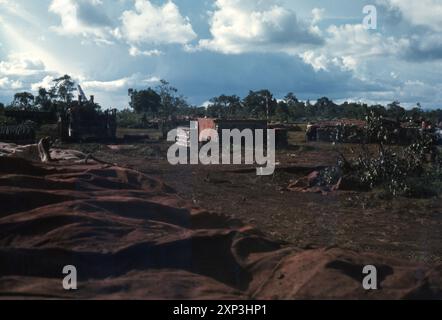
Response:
[0, 157, 440, 299]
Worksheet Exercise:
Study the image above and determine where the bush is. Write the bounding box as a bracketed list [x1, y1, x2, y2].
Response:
[117, 110, 144, 129]
[337, 128, 440, 197]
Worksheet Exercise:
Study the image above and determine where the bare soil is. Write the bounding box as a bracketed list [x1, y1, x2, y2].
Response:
[65, 129, 442, 265]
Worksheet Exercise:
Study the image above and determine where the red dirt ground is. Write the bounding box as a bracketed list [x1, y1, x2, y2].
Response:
[0, 156, 441, 299]
[83, 137, 442, 266]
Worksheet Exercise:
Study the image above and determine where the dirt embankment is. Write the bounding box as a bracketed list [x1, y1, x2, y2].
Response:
[0, 157, 441, 299]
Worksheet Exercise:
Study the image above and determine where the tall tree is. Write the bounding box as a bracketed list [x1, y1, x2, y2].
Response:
[35, 88, 53, 112]
[12, 92, 35, 109]
[275, 101, 290, 122]
[52, 75, 76, 103]
[243, 90, 277, 119]
[209, 94, 242, 118]
[387, 101, 406, 120]
[284, 92, 299, 105]
[129, 88, 162, 115]
[156, 80, 188, 118]
[284, 93, 305, 120]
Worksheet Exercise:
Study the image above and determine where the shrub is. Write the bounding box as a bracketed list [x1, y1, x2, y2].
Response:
[338, 127, 440, 197]
[117, 110, 144, 129]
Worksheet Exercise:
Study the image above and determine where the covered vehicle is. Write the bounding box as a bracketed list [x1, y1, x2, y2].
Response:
[58, 94, 117, 142]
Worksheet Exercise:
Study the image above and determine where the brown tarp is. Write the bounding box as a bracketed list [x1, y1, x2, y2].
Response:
[0, 158, 440, 299]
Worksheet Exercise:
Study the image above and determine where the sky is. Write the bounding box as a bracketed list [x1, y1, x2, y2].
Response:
[0, 0, 441, 110]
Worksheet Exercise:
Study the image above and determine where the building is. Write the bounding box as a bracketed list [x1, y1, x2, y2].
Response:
[306, 119, 366, 143]
[197, 118, 268, 143]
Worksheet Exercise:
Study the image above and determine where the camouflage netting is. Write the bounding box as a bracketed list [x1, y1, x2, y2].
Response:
[0, 123, 35, 142]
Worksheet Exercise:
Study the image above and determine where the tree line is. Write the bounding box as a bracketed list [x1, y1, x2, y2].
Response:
[1, 75, 442, 127]
[127, 85, 442, 126]
[1, 75, 86, 112]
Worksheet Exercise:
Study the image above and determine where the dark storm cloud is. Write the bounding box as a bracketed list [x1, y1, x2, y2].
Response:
[77, 1, 113, 27]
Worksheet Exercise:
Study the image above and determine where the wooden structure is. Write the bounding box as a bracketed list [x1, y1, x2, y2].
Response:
[197, 118, 268, 143]
[58, 97, 117, 142]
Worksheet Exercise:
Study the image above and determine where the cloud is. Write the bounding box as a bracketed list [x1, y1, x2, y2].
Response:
[0, 55, 58, 97]
[0, 77, 23, 90]
[79, 73, 162, 108]
[49, 0, 114, 43]
[381, 0, 442, 32]
[197, 0, 323, 54]
[119, 0, 197, 46]
[361, 79, 442, 109]
[30, 75, 56, 91]
[1, 0, 441, 109]
[0, 0, 19, 15]
[377, 0, 442, 61]
[81, 74, 160, 92]
[300, 51, 332, 72]
[403, 33, 442, 61]
[311, 8, 325, 25]
[129, 46, 163, 57]
[0, 53, 47, 77]
[300, 24, 407, 72]
[27, 73, 161, 108]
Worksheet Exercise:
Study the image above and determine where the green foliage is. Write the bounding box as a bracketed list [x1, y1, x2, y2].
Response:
[12, 92, 35, 109]
[128, 80, 188, 119]
[339, 115, 440, 197]
[34, 88, 54, 112]
[243, 90, 277, 119]
[283, 93, 306, 120]
[2, 75, 442, 127]
[4, 75, 78, 115]
[387, 101, 406, 120]
[156, 80, 188, 117]
[52, 75, 76, 103]
[275, 102, 290, 122]
[129, 87, 161, 115]
[117, 109, 145, 129]
[200, 95, 440, 124]
[198, 92, 426, 123]
[207, 95, 242, 119]
[365, 110, 393, 144]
